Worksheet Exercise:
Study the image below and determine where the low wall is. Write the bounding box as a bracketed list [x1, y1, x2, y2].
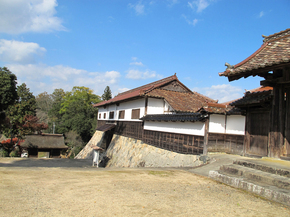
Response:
[105, 134, 206, 168]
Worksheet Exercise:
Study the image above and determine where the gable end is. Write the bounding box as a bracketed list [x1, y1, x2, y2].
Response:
[159, 81, 191, 93]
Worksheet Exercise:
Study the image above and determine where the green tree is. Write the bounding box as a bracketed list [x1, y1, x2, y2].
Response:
[2, 83, 37, 137]
[48, 89, 66, 133]
[59, 86, 101, 143]
[1, 83, 47, 154]
[0, 67, 18, 124]
[102, 86, 112, 101]
[36, 92, 53, 125]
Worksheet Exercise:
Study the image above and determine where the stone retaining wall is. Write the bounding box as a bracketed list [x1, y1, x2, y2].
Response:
[75, 131, 105, 159]
[105, 134, 206, 168]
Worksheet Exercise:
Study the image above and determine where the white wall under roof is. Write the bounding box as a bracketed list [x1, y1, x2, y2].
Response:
[147, 98, 164, 114]
[144, 121, 205, 136]
[209, 114, 226, 133]
[98, 98, 145, 121]
[225, 115, 245, 135]
[209, 114, 245, 135]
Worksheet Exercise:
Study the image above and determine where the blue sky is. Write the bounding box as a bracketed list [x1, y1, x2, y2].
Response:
[0, 0, 289, 102]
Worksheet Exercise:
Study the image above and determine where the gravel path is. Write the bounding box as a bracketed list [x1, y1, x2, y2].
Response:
[0, 159, 289, 216]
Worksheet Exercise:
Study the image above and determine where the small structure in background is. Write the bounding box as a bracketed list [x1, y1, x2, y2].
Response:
[91, 145, 104, 167]
[20, 133, 67, 158]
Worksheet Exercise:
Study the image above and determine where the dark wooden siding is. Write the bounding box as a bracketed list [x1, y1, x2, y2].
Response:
[207, 133, 244, 155]
[114, 121, 144, 140]
[246, 110, 270, 157]
[97, 120, 246, 155]
[97, 120, 203, 154]
[143, 130, 203, 154]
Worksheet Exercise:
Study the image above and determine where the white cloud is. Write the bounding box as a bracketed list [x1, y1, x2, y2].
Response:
[188, 0, 210, 13]
[0, 0, 65, 34]
[167, 0, 179, 7]
[182, 15, 198, 26]
[130, 61, 144, 66]
[128, 1, 145, 15]
[118, 87, 130, 94]
[7, 63, 121, 96]
[259, 11, 264, 18]
[126, 69, 159, 80]
[0, 39, 46, 64]
[193, 84, 243, 103]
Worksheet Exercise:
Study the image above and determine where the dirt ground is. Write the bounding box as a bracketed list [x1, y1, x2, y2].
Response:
[0, 159, 289, 217]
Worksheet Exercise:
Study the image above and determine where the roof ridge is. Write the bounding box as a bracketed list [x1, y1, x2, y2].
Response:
[117, 74, 177, 96]
[263, 28, 290, 43]
[192, 91, 218, 103]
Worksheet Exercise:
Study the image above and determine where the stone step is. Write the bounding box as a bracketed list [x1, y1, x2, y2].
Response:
[209, 170, 290, 207]
[220, 164, 290, 191]
[234, 160, 290, 178]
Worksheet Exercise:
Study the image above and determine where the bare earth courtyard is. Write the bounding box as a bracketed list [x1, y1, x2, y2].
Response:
[0, 158, 289, 217]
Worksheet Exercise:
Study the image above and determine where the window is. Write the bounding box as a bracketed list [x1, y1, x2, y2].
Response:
[109, 111, 114, 119]
[99, 113, 101, 119]
[103, 113, 106, 119]
[119, 110, 125, 119]
[131, 109, 140, 119]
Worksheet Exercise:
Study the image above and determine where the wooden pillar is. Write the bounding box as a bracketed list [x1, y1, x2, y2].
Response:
[203, 119, 209, 155]
[244, 108, 250, 156]
[269, 83, 285, 158]
[144, 96, 148, 116]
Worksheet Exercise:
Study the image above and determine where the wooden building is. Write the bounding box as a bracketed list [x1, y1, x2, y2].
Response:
[94, 74, 246, 155]
[219, 28, 290, 159]
[21, 133, 67, 158]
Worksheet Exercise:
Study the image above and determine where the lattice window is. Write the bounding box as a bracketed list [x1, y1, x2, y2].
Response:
[109, 111, 114, 119]
[131, 109, 140, 119]
[119, 110, 125, 119]
[103, 113, 106, 119]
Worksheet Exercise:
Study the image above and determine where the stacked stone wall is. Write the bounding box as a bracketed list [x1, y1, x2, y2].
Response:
[105, 134, 206, 168]
[75, 131, 105, 159]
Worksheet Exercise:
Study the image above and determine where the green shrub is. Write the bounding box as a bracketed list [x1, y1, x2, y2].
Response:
[0, 149, 8, 157]
[9, 150, 20, 157]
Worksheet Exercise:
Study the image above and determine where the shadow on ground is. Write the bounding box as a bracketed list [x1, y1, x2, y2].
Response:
[0, 158, 93, 168]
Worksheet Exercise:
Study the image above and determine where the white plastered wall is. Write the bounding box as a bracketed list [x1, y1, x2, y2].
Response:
[209, 114, 226, 133]
[144, 121, 205, 136]
[209, 114, 245, 135]
[225, 115, 245, 135]
[147, 98, 164, 114]
[97, 98, 145, 122]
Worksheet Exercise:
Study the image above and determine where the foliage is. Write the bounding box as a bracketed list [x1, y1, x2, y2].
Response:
[0, 149, 8, 157]
[0, 138, 23, 155]
[0, 67, 18, 124]
[102, 86, 112, 101]
[64, 131, 84, 158]
[36, 92, 53, 125]
[58, 86, 101, 142]
[2, 83, 38, 139]
[47, 89, 66, 133]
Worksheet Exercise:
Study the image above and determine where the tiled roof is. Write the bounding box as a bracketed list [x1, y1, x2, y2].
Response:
[230, 86, 273, 107]
[198, 102, 241, 115]
[94, 74, 181, 107]
[219, 28, 290, 81]
[140, 113, 208, 122]
[146, 89, 216, 113]
[93, 74, 216, 112]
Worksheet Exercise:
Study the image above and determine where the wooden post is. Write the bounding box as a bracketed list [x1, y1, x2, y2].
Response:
[203, 119, 209, 155]
[144, 96, 148, 116]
